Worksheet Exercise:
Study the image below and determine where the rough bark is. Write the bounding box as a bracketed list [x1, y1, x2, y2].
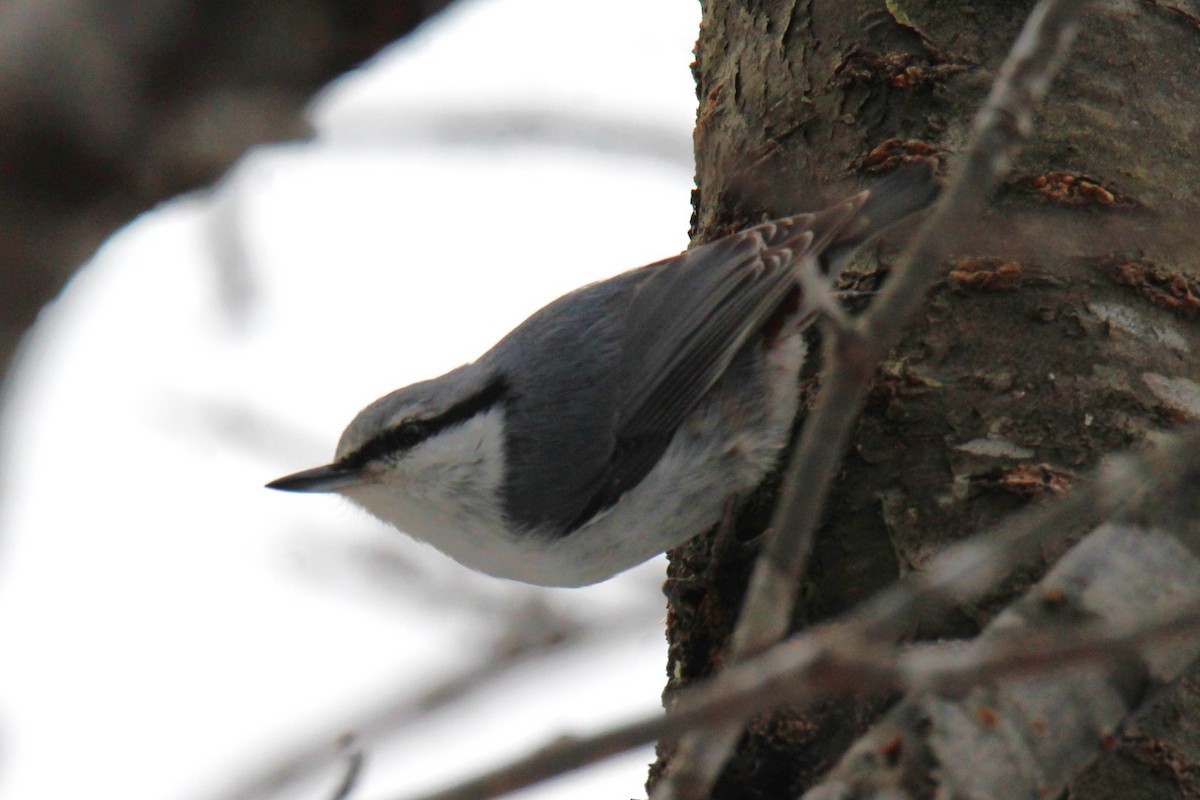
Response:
[653, 1, 1200, 797]
[806, 463, 1200, 800]
[0, 0, 460, 390]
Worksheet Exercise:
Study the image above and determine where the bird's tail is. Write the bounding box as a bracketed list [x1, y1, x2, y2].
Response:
[820, 159, 941, 276]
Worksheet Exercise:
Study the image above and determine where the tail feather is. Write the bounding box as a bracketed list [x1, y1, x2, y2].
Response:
[821, 159, 940, 276]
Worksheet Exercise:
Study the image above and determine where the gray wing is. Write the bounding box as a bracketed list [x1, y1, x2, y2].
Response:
[597, 159, 941, 514]
[558, 200, 865, 531]
[495, 162, 938, 534]
[616, 214, 824, 434]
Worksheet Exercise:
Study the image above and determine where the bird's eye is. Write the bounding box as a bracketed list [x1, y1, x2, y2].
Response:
[379, 420, 424, 453]
[341, 419, 427, 468]
[401, 421, 426, 443]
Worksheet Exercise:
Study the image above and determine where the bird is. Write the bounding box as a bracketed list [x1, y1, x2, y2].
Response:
[267, 162, 939, 587]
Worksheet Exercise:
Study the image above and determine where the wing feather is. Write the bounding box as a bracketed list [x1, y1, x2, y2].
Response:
[557, 224, 830, 531]
[502, 163, 938, 534]
[615, 198, 864, 439]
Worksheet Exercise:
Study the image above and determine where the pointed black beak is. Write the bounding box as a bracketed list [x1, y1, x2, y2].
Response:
[266, 463, 364, 493]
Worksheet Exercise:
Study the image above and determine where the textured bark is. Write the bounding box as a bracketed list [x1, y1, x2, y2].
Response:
[0, 0, 460, 389]
[805, 462, 1200, 800]
[653, 1, 1200, 797]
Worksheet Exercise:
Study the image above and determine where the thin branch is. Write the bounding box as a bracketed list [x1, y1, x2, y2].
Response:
[905, 597, 1200, 690]
[328, 735, 366, 800]
[0, 0, 463, 390]
[384, 423, 1200, 800]
[320, 109, 693, 168]
[205, 598, 583, 800]
[807, 495, 1200, 799]
[654, 0, 1094, 796]
[400, 555, 1200, 800]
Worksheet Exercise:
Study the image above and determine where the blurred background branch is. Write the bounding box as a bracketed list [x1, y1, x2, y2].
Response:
[0, 0, 461, 391]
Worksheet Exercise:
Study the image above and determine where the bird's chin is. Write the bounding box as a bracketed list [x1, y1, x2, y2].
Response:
[338, 481, 430, 538]
[337, 479, 554, 582]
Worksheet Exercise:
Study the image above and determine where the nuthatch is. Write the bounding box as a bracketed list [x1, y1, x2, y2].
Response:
[269, 163, 938, 586]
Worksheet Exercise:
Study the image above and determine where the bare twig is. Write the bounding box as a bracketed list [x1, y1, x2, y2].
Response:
[1136, 0, 1200, 33]
[382, 424, 1200, 800]
[328, 735, 366, 800]
[406, 597, 1200, 800]
[906, 596, 1200, 690]
[399, 554, 1200, 800]
[320, 109, 693, 168]
[808, 483, 1200, 799]
[204, 598, 582, 800]
[654, 1, 1094, 796]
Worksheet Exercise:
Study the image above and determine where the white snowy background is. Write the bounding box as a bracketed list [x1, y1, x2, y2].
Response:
[0, 1, 701, 798]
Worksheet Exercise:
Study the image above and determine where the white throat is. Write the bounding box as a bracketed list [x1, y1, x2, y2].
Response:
[341, 407, 523, 572]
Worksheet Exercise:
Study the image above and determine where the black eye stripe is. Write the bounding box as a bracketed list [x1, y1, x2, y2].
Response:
[341, 377, 507, 469]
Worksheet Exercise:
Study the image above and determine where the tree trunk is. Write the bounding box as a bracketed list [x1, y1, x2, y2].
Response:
[652, 1, 1200, 797]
